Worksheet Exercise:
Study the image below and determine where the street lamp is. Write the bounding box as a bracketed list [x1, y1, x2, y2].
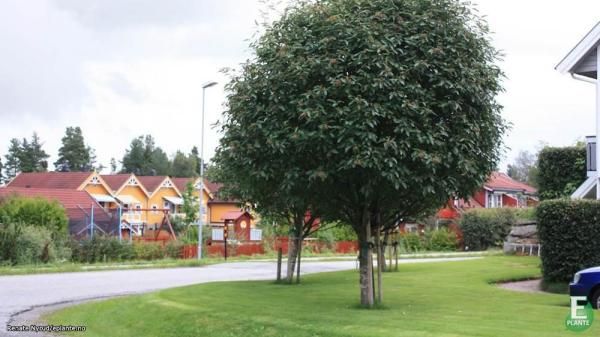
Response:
[198, 81, 218, 260]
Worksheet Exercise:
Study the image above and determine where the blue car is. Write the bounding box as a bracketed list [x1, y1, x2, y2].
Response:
[570, 267, 600, 309]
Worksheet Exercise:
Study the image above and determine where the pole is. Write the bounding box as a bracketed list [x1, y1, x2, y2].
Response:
[198, 88, 206, 260]
[276, 247, 282, 282]
[118, 206, 122, 242]
[198, 81, 217, 259]
[90, 204, 95, 239]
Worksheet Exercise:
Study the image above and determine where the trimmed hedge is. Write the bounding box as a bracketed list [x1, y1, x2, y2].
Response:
[537, 146, 586, 200]
[459, 208, 517, 251]
[537, 199, 600, 282]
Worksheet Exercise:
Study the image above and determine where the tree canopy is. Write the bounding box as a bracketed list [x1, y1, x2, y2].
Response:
[216, 0, 506, 307]
[54, 126, 96, 172]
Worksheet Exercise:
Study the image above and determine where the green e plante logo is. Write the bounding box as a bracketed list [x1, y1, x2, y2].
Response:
[565, 296, 594, 332]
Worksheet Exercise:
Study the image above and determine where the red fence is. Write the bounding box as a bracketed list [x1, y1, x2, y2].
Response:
[274, 237, 358, 255]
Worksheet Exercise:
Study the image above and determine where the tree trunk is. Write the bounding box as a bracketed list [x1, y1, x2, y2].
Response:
[358, 210, 374, 308]
[286, 234, 298, 283]
[374, 212, 383, 305]
[296, 236, 302, 284]
[382, 230, 389, 272]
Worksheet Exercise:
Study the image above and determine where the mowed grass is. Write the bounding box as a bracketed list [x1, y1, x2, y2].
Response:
[46, 256, 588, 337]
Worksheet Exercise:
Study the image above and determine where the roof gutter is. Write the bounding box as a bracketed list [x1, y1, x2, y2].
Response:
[571, 73, 597, 84]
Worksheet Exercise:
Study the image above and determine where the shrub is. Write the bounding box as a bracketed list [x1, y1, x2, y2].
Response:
[70, 236, 134, 263]
[537, 146, 586, 200]
[0, 224, 61, 265]
[402, 232, 422, 252]
[459, 208, 516, 251]
[537, 199, 600, 282]
[165, 241, 184, 259]
[0, 196, 69, 236]
[425, 228, 458, 251]
[133, 242, 165, 260]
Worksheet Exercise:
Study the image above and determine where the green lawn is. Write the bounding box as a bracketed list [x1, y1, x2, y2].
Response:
[46, 256, 587, 337]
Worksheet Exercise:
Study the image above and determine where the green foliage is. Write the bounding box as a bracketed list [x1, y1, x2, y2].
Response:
[0, 224, 68, 265]
[133, 242, 165, 260]
[425, 228, 459, 251]
[18, 133, 49, 173]
[70, 236, 135, 263]
[0, 196, 69, 235]
[459, 208, 516, 251]
[537, 199, 600, 282]
[314, 222, 357, 243]
[54, 126, 96, 172]
[181, 182, 198, 225]
[165, 241, 185, 259]
[402, 232, 423, 252]
[171, 151, 197, 178]
[506, 150, 538, 187]
[3, 138, 21, 180]
[537, 146, 586, 200]
[121, 135, 171, 176]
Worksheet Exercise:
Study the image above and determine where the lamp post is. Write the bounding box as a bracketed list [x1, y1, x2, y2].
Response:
[198, 81, 218, 260]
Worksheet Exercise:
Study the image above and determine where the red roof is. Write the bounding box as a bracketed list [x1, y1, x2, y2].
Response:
[484, 172, 537, 194]
[0, 187, 110, 222]
[100, 174, 131, 192]
[7, 172, 93, 190]
[221, 211, 253, 221]
[137, 176, 169, 193]
[171, 177, 196, 193]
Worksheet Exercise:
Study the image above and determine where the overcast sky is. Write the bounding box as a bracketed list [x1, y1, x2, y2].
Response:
[0, 0, 599, 173]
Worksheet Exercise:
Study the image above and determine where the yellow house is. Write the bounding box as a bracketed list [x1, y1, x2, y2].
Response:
[7, 171, 118, 209]
[137, 176, 183, 227]
[101, 174, 150, 234]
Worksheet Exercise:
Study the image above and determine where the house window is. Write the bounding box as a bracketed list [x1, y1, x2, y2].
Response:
[487, 193, 503, 208]
[135, 204, 142, 214]
[90, 176, 100, 185]
[152, 204, 158, 214]
[127, 178, 137, 186]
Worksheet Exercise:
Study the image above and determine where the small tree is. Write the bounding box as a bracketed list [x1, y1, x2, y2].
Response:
[218, 0, 506, 307]
[54, 126, 96, 172]
[181, 181, 198, 225]
[3, 138, 22, 180]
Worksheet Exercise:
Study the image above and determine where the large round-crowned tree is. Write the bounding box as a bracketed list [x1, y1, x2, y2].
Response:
[215, 0, 506, 307]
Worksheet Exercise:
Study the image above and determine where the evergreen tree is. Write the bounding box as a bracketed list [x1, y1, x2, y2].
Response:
[3, 138, 21, 180]
[54, 127, 95, 172]
[110, 158, 117, 173]
[121, 136, 146, 174]
[24, 133, 49, 172]
[121, 135, 171, 175]
[171, 151, 196, 177]
[191, 146, 201, 175]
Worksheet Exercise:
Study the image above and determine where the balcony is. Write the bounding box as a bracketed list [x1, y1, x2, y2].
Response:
[586, 135, 596, 176]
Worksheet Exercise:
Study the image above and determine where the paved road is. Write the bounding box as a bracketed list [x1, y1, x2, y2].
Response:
[0, 257, 478, 336]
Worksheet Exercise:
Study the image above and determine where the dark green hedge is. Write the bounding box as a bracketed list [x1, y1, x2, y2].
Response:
[537, 146, 586, 200]
[459, 208, 517, 251]
[537, 199, 600, 282]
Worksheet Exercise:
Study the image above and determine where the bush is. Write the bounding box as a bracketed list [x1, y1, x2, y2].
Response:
[70, 236, 134, 263]
[402, 232, 422, 252]
[425, 228, 458, 251]
[133, 242, 165, 260]
[0, 196, 69, 236]
[459, 208, 516, 251]
[165, 241, 184, 259]
[537, 199, 600, 282]
[537, 146, 586, 200]
[0, 224, 64, 265]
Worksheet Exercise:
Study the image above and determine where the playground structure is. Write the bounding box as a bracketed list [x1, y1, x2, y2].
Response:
[77, 205, 178, 242]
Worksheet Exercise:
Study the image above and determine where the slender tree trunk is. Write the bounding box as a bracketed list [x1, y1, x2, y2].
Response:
[394, 237, 399, 271]
[358, 209, 374, 307]
[286, 234, 298, 283]
[374, 212, 383, 305]
[382, 230, 389, 272]
[388, 233, 393, 271]
[296, 236, 302, 284]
